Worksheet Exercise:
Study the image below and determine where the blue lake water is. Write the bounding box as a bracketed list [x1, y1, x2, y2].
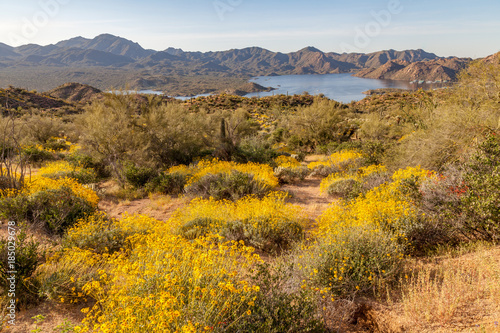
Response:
[131, 73, 448, 103]
[245, 73, 412, 103]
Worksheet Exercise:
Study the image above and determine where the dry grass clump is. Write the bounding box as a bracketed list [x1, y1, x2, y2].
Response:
[389, 243, 500, 332]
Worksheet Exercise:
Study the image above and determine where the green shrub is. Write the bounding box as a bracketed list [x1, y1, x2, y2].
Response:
[456, 133, 500, 241]
[273, 166, 309, 184]
[124, 163, 158, 189]
[412, 133, 500, 246]
[145, 172, 187, 195]
[0, 188, 96, 234]
[44, 137, 70, 151]
[387, 59, 500, 170]
[62, 213, 130, 255]
[325, 177, 359, 197]
[66, 151, 109, 179]
[185, 170, 269, 200]
[80, 94, 212, 184]
[284, 98, 355, 152]
[233, 136, 279, 164]
[42, 169, 97, 185]
[358, 140, 388, 166]
[0, 227, 42, 308]
[179, 216, 303, 254]
[22, 115, 65, 145]
[303, 226, 405, 297]
[21, 145, 56, 163]
[229, 262, 327, 332]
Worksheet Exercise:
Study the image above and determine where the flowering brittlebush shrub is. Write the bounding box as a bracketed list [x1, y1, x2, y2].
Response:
[298, 166, 435, 296]
[357, 164, 389, 180]
[173, 192, 306, 253]
[21, 144, 58, 163]
[47, 211, 322, 332]
[319, 164, 388, 197]
[62, 212, 159, 255]
[35, 247, 111, 305]
[23, 176, 99, 207]
[36, 213, 161, 305]
[77, 233, 263, 333]
[39, 160, 97, 184]
[230, 261, 327, 332]
[308, 150, 363, 177]
[0, 176, 99, 233]
[187, 159, 279, 189]
[274, 155, 301, 169]
[392, 165, 433, 185]
[184, 159, 279, 200]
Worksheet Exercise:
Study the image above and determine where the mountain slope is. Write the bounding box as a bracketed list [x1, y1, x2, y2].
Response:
[0, 34, 446, 76]
[354, 57, 471, 81]
[16, 48, 135, 67]
[331, 49, 438, 68]
[0, 43, 20, 58]
[56, 34, 155, 59]
[47, 82, 102, 103]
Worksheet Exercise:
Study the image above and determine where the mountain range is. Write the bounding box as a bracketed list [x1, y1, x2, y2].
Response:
[0, 33, 475, 95]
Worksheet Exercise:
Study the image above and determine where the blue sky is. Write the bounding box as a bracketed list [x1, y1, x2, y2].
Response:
[1, 0, 499, 58]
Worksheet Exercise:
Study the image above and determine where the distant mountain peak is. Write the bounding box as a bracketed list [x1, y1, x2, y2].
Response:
[164, 47, 184, 55]
[300, 46, 323, 53]
[95, 33, 117, 38]
[55, 33, 154, 60]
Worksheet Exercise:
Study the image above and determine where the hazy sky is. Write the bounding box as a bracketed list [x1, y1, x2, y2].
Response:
[1, 0, 499, 58]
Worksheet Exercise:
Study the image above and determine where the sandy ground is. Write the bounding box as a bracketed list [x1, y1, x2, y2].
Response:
[2, 300, 89, 333]
[281, 176, 334, 220]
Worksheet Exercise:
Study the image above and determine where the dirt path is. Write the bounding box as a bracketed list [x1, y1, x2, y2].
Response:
[5, 300, 89, 333]
[280, 176, 336, 224]
[97, 177, 336, 224]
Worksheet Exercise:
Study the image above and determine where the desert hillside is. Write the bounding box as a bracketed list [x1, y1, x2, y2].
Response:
[1, 55, 500, 333]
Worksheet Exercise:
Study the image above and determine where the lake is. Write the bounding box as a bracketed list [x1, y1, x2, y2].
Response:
[132, 73, 449, 103]
[245, 73, 445, 103]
